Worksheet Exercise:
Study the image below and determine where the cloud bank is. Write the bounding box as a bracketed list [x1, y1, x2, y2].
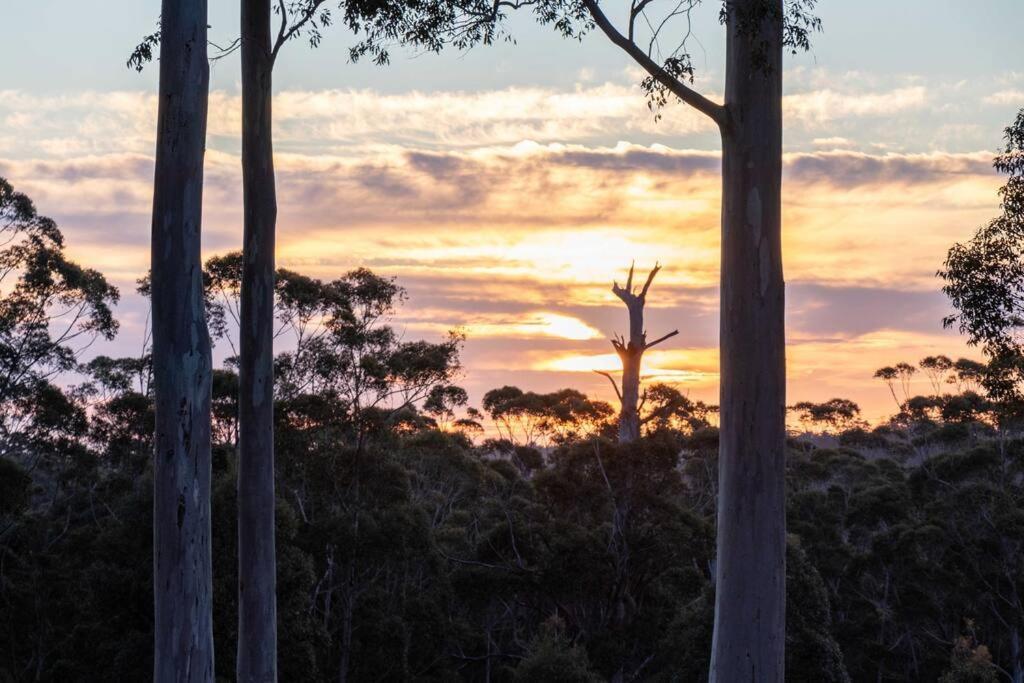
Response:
[0, 75, 1012, 420]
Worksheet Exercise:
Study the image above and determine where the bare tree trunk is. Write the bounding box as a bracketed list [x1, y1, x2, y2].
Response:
[617, 279, 644, 443]
[238, 0, 278, 679]
[150, 0, 214, 680]
[600, 264, 677, 443]
[618, 350, 641, 442]
[709, 1, 786, 681]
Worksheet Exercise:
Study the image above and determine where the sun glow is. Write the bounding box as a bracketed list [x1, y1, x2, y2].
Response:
[524, 313, 603, 340]
[540, 348, 718, 385]
[2, 91, 1003, 426]
[463, 312, 603, 341]
[402, 311, 603, 341]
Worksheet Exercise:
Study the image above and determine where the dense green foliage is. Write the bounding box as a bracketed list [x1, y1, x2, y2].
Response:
[2, 176, 1023, 681]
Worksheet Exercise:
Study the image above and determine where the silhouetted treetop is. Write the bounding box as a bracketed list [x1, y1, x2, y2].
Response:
[348, 0, 820, 120]
[0, 178, 119, 442]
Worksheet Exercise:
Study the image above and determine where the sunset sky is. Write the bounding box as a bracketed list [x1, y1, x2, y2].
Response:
[2, 1, 1022, 424]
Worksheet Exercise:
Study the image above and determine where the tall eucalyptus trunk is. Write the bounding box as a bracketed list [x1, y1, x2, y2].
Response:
[150, 0, 215, 680]
[709, 1, 787, 680]
[238, 0, 278, 679]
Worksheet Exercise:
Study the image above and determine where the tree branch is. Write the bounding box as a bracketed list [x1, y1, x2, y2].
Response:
[612, 266, 635, 303]
[594, 370, 623, 402]
[209, 37, 242, 62]
[271, 0, 327, 61]
[610, 333, 627, 357]
[275, 0, 288, 56]
[581, 0, 726, 128]
[638, 261, 661, 300]
[644, 329, 678, 350]
[628, 0, 657, 42]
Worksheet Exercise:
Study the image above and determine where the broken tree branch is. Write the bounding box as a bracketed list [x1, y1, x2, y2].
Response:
[594, 370, 623, 402]
[645, 329, 679, 350]
[639, 261, 661, 300]
[581, 0, 727, 129]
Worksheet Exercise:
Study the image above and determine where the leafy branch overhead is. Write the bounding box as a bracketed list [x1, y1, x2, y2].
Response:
[348, 0, 820, 121]
[127, 1, 379, 70]
[130, 1, 819, 121]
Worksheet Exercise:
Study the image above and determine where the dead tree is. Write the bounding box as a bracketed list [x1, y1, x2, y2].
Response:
[596, 263, 678, 442]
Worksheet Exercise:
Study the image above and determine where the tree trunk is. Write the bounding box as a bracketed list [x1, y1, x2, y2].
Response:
[338, 584, 354, 683]
[150, 0, 215, 680]
[618, 349, 641, 442]
[618, 283, 644, 442]
[238, 0, 278, 680]
[605, 263, 675, 443]
[709, 1, 786, 681]
[1011, 625, 1023, 683]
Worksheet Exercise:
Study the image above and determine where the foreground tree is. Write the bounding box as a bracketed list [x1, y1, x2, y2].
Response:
[235, 6, 407, 674]
[148, 1, 215, 680]
[595, 263, 677, 442]
[611, 2, 798, 675]
[232, 4, 511, 673]
[237, 3, 280, 676]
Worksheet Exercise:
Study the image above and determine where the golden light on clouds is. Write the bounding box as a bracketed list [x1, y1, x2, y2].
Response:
[0, 80, 1013, 426]
[541, 348, 718, 383]
[410, 311, 602, 341]
[517, 313, 603, 341]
